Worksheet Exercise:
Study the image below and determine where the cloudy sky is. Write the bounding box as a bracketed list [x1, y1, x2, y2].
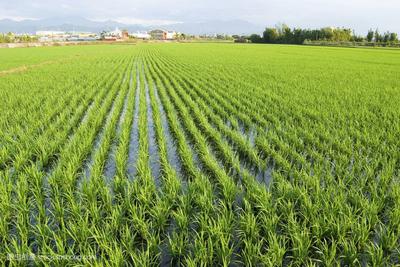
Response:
[0, 0, 399, 33]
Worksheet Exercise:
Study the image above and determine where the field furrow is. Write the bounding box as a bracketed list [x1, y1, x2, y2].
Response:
[1, 43, 399, 266]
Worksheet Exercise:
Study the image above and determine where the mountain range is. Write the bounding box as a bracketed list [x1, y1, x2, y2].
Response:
[0, 17, 263, 35]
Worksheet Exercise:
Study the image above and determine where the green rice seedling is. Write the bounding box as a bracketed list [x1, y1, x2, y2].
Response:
[156, 54, 343, 177]
[366, 241, 387, 266]
[261, 232, 287, 266]
[153, 56, 264, 170]
[149, 60, 239, 204]
[168, 231, 188, 263]
[115, 61, 137, 180]
[148, 68, 201, 180]
[210, 203, 236, 266]
[237, 199, 263, 265]
[314, 239, 338, 266]
[2, 59, 125, 177]
[190, 231, 215, 265]
[1, 43, 400, 265]
[339, 236, 360, 266]
[151, 60, 252, 176]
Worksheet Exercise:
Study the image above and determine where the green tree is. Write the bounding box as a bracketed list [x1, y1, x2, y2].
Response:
[383, 31, 390, 43]
[374, 29, 381, 42]
[275, 23, 289, 36]
[263, 28, 279, 43]
[249, 34, 262, 43]
[179, 33, 186, 40]
[367, 29, 374, 42]
[321, 27, 334, 40]
[282, 27, 293, 43]
[389, 32, 398, 43]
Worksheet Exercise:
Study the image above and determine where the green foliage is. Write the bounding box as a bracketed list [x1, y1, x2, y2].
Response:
[245, 24, 399, 45]
[262, 25, 354, 44]
[0, 33, 38, 43]
[0, 43, 399, 265]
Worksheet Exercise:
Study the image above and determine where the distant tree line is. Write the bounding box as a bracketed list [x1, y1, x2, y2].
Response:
[235, 24, 399, 46]
[0, 32, 38, 43]
[197, 34, 233, 40]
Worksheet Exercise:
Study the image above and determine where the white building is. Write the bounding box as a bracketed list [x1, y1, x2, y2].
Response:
[108, 27, 122, 38]
[36, 31, 67, 42]
[102, 27, 122, 40]
[35, 31, 66, 36]
[130, 31, 151, 40]
[35, 30, 98, 42]
[166, 31, 176, 40]
[102, 28, 129, 40]
[149, 29, 177, 40]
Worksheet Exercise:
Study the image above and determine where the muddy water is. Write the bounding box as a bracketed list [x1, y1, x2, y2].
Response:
[80, 72, 128, 184]
[153, 84, 183, 178]
[238, 121, 257, 147]
[104, 70, 133, 182]
[82, 105, 114, 180]
[255, 164, 274, 186]
[80, 100, 94, 124]
[127, 67, 140, 180]
[39, 84, 117, 236]
[33, 70, 127, 252]
[247, 126, 257, 147]
[162, 89, 203, 174]
[145, 77, 161, 186]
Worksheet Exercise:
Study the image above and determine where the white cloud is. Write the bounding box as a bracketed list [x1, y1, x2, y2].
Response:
[0, 0, 399, 33]
[61, 4, 71, 9]
[0, 16, 38, 21]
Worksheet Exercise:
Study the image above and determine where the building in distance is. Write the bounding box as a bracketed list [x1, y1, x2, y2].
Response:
[35, 31, 99, 42]
[130, 31, 151, 40]
[149, 29, 177, 40]
[102, 28, 129, 41]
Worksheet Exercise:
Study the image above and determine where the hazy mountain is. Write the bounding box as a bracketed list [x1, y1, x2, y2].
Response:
[0, 17, 145, 33]
[0, 17, 262, 35]
[168, 20, 262, 35]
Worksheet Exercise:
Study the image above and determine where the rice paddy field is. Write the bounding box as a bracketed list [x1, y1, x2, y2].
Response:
[0, 43, 400, 266]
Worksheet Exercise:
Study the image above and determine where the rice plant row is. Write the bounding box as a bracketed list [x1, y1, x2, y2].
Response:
[0, 43, 399, 266]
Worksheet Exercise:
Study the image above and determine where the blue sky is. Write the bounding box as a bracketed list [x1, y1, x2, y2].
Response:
[0, 0, 399, 33]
